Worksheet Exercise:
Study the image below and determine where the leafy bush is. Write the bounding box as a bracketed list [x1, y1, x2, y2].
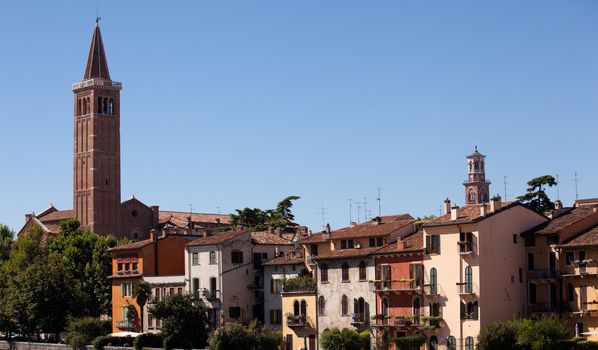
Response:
[208, 322, 254, 350]
[477, 321, 517, 350]
[92, 335, 136, 349]
[66, 317, 112, 349]
[510, 316, 571, 350]
[358, 330, 370, 350]
[394, 334, 426, 350]
[134, 333, 163, 350]
[320, 328, 362, 350]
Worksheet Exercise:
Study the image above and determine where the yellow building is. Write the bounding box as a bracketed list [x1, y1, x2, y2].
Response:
[282, 283, 318, 350]
[560, 224, 598, 340]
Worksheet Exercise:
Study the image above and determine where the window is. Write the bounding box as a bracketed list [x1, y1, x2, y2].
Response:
[426, 235, 441, 254]
[377, 237, 384, 246]
[340, 239, 355, 249]
[117, 263, 123, 271]
[413, 297, 421, 317]
[472, 301, 479, 320]
[132, 262, 138, 271]
[209, 251, 217, 264]
[108, 99, 114, 115]
[229, 307, 241, 319]
[155, 288, 161, 301]
[121, 282, 132, 297]
[529, 283, 537, 304]
[341, 295, 349, 315]
[318, 296, 326, 315]
[358, 261, 367, 281]
[465, 337, 474, 350]
[547, 234, 559, 245]
[310, 244, 318, 256]
[148, 314, 154, 328]
[342, 262, 350, 282]
[513, 234, 517, 244]
[468, 189, 476, 204]
[231, 250, 243, 264]
[192, 252, 199, 265]
[98, 97, 103, 114]
[429, 336, 438, 350]
[430, 267, 438, 294]
[575, 322, 584, 338]
[192, 278, 200, 299]
[527, 253, 535, 271]
[382, 297, 389, 317]
[525, 236, 535, 247]
[210, 277, 217, 299]
[519, 268, 523, 283]
[568, 283, 575, 302]
[269, 309, 282, 325]
[354, 297, 366, 323]
[566, 252, 575, 266]
[320, 263, 328, 283]
[369, 238, 376, 247]
[300, 300, 307, 317]
[447, 336, 456, 350]
[465, 266, 473, 293]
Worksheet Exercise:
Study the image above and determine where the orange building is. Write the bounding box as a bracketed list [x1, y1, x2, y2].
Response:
[108, 229, 201, 333]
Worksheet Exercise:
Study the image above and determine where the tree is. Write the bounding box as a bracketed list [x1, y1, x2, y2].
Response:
[0, 224, 14, 265]
[66, 317, 111, 349]
[517, 175, 557, 213]
[510, 316, 571, 350]
[207, 321, 282, 350]
[133, 281, 151, 331]
[229, 196, 301, 231]
[320, 328, 362, 350]
[148, 294, 210, 349]
[394, 334, 426, 350]
[477, 321, 518, 350]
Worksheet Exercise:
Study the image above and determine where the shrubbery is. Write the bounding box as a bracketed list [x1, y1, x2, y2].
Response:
[320, 328, 366, 350]
[92, 335, 135, 350]
[134, 332, 163, 350]
[66, 317, 111, 349]
[207, 321, 282, 350]
[394, 333, 426, 350]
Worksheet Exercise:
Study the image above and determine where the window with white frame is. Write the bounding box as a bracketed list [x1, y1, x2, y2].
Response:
[192, 252, 200, 265]
[121, 282, 133, 297]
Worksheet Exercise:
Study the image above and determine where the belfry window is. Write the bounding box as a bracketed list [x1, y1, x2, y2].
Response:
[98, 97, 103, 114]
[103, 98, 108, 114]
[109, 99, 114, 115]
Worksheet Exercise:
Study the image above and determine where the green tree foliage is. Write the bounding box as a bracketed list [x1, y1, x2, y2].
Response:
[0, 224, 14, 265]
[517, 175, 557, 213]
[394, 333, 426, 350]
[208, 321, 282, 350]
[229, 196, 301, 231]
[476, 321, 518, 350]
[133, 280, 151, 331]
[320, 328, 363, 350]
[66, 317, 111, 349]
[134, 333, 163, 350]
[148, 294, 210, 349]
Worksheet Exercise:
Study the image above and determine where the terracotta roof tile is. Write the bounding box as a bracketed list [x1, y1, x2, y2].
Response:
[313, 246, 381, 260]
[298, 217, 415, 244]
[263, 253, 304, 266]
[561, 225, 598, 248]
[374, 231, 424, 255]
[251, 231, 293, 245]
[159, 211, 230, 225]
[423, 201, 519, 227]
[38, 210, 75, 223]
[186, 230, 248, 247]
[536, 206, 598, 235]
[109, 239, 154, 251]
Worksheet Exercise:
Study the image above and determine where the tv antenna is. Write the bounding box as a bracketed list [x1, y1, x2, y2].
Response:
[556, 174, 560, 200]
[216, 206, 221, 215]
[349, 198, 352, 225]
[377, 187, 382, 217]
[316, 202, 328, 230]
[188, 204, 193, 214]
[355, 201, 361, 224]
[503, 176, 507, 200]
[363, 197, 368, 221]
[574, 172, 579, 201]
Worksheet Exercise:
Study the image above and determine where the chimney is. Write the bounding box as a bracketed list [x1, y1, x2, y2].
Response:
[480, 205, 487, 217]
[268, 227, 274, 234]
[150, 229, 157, 241]
[554, 200, 563, 210]
[151, 206, 160, 227]
[275, 227, 283, 237]
[25, 213, 33, 222]
[350, 222, 357, 227]
[373, 217, 382, 225]
[444, 198, 451, 215]
[450, 206, 459, 221]
[325, 223, 331, 234]
[490, 195, 502, 212]
[323, 223, 331, 239]
[397, 237, 406, 250]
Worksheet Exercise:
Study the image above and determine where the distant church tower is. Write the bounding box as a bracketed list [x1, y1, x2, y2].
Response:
[72, 23, 122, 235]
[463, 147, 491, 205]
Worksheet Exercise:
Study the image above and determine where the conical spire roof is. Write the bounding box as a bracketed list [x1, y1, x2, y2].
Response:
[83, 23, 111, 80]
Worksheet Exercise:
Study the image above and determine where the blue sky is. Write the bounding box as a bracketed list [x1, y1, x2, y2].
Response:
[1, 1, 597, 233]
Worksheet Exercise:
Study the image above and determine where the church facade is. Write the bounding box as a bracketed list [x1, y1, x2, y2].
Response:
[19, 23, 228, 240]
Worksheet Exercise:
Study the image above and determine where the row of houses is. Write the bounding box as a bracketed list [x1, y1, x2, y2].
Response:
[108, 149, 598, 350]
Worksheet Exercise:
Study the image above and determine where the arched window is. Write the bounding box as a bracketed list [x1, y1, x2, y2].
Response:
[318, 296, 326, 315]
[86, 97, 90, 114]
[529, 282, 537, 304]
[77, 99, 81, 116]
[465, 336, 474, 350]
[342, 262, 350, 282]
[293, 300, 299, 316]
[429, 336, 438, 350]
[109, 99, 114, 115]
[465, 266, 473, 293]
[83, 98, 87, 115]
[413, 297, 421, 317]
[341, 295, 349, 315]
[430, 267, 437, 295]
[568, 283, 574, 302]
[300, 300, 307, 317]
[358, 261, 367, 281]
[209, 251, 216, 264]
[320, 263, 328, 283]
[447, 336, 457, 350]
[472, 301, 479, 320]
[98, 97, 103, 114]
[354, 297, 365, 322]
[468, 189, 476, 203]
[103, 98, 108, 114]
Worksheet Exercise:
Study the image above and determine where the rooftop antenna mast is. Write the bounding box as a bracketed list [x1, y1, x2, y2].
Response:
[349, 198, 352, 225]
[556, 174, 560, 200]
[503, 176, 508, 200]
[317, 202, 327, 230]
[188, 204, 193, 214]
[363, 197, 368, 221]
[377, 187, 382, 217]
[355, 201, 361, 224]
[574, 172, 579, 201]
[96, 1, 101, 24]
[217, 206, 221, 215]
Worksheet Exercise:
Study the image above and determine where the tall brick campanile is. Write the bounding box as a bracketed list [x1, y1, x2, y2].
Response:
[463, 147, 491, 206]
[72, 23, 122, 235]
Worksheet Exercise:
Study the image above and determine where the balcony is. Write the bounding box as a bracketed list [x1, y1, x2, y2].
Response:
[458, 241, 474, 255]
[369, 280, 422, 294]
[527, 268, 558, 281]
[562, 264, 598, 277]
[529, 303, 559, 314]
[115, 320, 136, 331]
[351, 313, 367, 326]
[286, 314, 313, 328]
[72, 78, 122, 91]
[457, 282, 478, 296]
[370, 315, 441, 330]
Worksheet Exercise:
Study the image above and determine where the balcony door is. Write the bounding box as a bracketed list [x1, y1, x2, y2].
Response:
[580, 286, 588, 311]
[382, 265, 391, 289]
[410, 264, 423, 287]
[549, 252, 556, 270]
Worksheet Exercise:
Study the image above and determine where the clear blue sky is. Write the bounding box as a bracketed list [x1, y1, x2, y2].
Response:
[1, 1, 597, 233]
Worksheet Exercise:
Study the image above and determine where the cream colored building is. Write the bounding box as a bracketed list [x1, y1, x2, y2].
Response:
[282, 289, 318, 350]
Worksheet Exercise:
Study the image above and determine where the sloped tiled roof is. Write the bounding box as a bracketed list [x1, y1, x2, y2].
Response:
[423, 201, 521, 227]
[373, 231, 424, 255]
[186, 230, 248, 247]
[84, 24, 111, 79]
[38, 209, 75, 223]
[561, 225, 598, 248]
[109, 239, 154, 251]
[535, 205, 598, 235]
[263, 253, 304, 266]
[251, 231, 293, 245]
[313, 246, 381, 260]
[159, 211, 230, 225]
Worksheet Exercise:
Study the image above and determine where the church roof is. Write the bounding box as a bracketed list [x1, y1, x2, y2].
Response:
[84, 23, 111, 80]
[466, 146, 485, 158]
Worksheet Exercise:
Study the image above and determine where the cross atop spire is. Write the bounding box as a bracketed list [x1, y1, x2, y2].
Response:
[83, 23, 110, 80]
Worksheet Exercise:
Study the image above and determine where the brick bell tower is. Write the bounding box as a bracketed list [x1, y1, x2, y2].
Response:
[72, 22, 122, 235]
[463, 147, 491, 206]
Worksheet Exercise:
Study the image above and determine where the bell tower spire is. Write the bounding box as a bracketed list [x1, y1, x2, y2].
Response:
[72, 23, 122, 235]
[463, 147, 491, 205]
